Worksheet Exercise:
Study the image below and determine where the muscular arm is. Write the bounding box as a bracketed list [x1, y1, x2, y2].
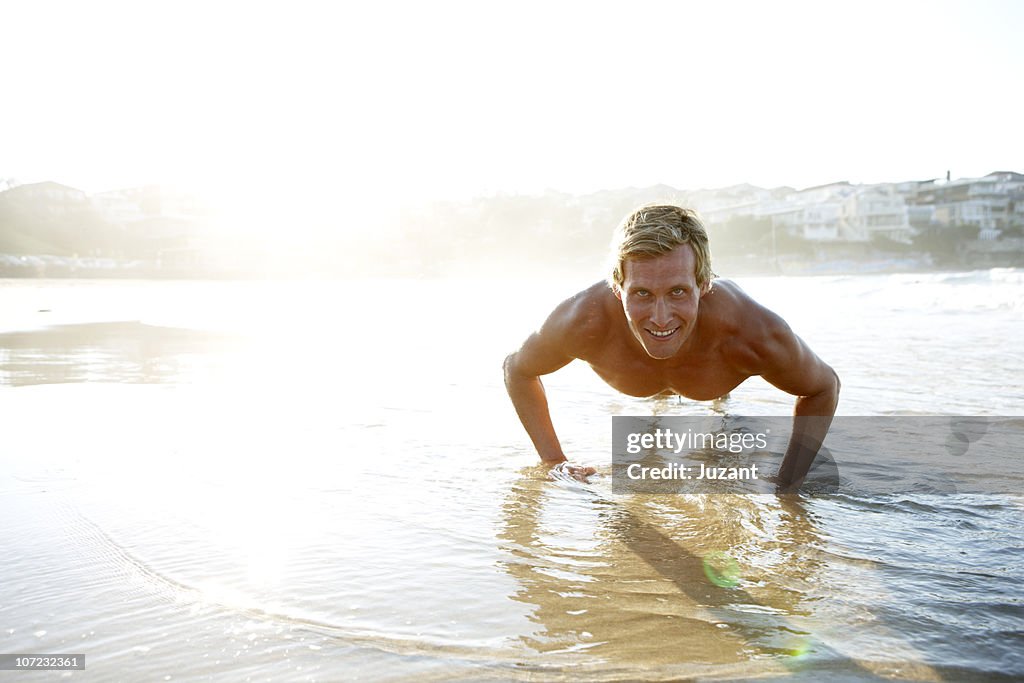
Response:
[736, 310, 841, 491]
[503, 339, 571, 464]
[503, 289, 603, 464]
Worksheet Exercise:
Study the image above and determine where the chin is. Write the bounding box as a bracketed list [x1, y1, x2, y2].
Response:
[642, 344, 677, 360]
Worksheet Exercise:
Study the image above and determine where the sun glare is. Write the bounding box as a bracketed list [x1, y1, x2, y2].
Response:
[4, 2, 1021, 208]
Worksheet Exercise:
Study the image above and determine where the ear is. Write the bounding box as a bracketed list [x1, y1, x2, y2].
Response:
[613, 284, 622, 301]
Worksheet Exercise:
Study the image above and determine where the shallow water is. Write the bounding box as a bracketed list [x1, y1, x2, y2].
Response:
[1, 271, 1022, 681]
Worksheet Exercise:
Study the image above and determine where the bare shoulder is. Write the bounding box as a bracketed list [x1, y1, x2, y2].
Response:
[708, 280, 838, 398]
[539, 281, 618, 357]
[505, 281, 618, 378]
[704, 279, 795, 372]
[703, 279, 786, 330]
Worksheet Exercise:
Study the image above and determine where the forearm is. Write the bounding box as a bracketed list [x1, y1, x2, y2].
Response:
[503, 364, 567, 464]
[778, 372, 840, 490]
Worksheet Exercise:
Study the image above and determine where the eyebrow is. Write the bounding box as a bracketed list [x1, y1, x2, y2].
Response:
[628, 283, 691, 292]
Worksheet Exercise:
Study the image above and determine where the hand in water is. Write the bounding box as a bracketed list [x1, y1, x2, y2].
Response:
[549, 461, 597, 483]
[761, 473, 800, 494]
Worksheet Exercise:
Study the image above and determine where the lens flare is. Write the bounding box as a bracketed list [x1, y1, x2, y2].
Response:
[702, 551, 740, 587]
[787, 639, 812, 659]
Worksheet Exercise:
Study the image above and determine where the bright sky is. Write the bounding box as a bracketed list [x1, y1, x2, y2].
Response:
[2, 0, 1022, 232]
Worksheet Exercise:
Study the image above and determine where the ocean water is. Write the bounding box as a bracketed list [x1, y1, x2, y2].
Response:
[1, 270, 1022, 681]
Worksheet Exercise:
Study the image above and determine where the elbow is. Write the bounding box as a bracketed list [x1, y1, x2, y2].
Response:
[801, 367, 840, 412]
[503, 352, 518, 387]
[828, 368, 841, 410]
[504, 352, 538, 393]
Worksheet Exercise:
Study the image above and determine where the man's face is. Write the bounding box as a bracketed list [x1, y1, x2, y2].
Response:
[616, 245, 702, 360]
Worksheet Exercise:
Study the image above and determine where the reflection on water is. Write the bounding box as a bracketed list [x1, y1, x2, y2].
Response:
[499, 467, 852, 677]
[1, 276, 1023, 680]
[0, 321, 239, 386]
[498, 467, 1022, 680]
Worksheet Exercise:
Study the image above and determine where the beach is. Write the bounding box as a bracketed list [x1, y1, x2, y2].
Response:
[1, 270, 1022, 680]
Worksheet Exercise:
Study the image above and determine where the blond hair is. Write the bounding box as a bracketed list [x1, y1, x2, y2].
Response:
[608, 205, 713, 291]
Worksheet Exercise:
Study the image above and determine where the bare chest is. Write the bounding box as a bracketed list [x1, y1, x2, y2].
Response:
[582, 339, 748, 401]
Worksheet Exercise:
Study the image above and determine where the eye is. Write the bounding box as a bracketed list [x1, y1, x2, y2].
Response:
[634, 289, 651, 297]
[671, 287, 688, 296]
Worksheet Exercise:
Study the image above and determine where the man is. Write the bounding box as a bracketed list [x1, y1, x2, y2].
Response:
[503, 205, 840, 491]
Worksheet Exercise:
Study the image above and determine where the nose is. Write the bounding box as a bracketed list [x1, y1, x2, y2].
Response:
[652, 297, 672, 326]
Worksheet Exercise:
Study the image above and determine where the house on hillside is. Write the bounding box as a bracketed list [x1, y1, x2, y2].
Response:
[0, 181, 88, 216]
[840, 185, 914, 243]
[909, 173, 1021, 232]
[758, 182, 856, 241]
[0, 181, 115, 260]
[694, 184, 780, 225]
[92, 186, 211, 265]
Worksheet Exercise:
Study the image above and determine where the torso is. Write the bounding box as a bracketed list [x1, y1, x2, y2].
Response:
[571, 280, 758, 401]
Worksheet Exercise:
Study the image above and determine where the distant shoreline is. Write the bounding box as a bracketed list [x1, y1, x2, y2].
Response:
[0, 254, 1019, 281]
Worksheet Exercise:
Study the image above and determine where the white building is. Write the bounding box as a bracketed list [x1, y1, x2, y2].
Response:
[758, 183, 855, 241]
[840, 185, 914, 243]
[691, 184, 778, 224]
[92, 188, 147, 225]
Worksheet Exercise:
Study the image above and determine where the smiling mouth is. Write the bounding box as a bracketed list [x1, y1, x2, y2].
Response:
[646, 327, 679, 339]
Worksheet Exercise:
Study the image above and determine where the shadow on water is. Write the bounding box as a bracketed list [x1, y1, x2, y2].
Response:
[0, 322, 239, 386]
